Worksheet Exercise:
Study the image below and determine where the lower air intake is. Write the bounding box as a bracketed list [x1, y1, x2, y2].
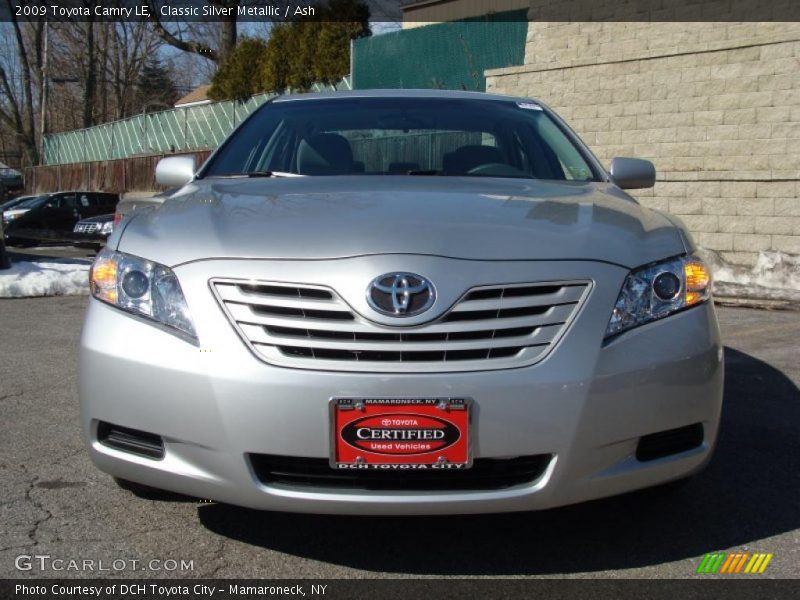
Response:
[97, 422, 164, 460]
[636, 423, 704, 462]
[249, 454, 552, 491]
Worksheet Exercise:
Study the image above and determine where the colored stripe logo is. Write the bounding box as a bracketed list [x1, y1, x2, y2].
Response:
[697, 552, 773, 574]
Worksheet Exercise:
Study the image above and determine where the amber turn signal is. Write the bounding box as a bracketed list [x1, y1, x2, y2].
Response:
[684, 260, 711, 306]
[90, 249, 118, 304]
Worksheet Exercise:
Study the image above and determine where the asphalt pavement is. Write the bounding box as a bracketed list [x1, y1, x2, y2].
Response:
[1, 298, 798, 579]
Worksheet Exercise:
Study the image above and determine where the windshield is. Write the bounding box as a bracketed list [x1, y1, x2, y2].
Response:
[201, 97, 600, 181]
[15, 195, 50, 209]
[0, 196, 31, 210]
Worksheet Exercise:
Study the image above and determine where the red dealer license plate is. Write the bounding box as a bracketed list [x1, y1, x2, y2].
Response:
[331, 398, 472, 470]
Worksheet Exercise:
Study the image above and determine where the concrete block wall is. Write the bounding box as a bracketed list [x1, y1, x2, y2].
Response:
[485, 7, 800, 266]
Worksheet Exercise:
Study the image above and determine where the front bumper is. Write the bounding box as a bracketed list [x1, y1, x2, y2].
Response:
[70, 231, 109, 245]
[79, 258, 723, 515]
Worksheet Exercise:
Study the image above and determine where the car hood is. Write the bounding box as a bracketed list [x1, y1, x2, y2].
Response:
[79, 214, 115, 224]
[116, 176, 686, 268]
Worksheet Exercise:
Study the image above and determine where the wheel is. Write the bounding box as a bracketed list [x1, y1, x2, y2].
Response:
[6, 238, 35, 248]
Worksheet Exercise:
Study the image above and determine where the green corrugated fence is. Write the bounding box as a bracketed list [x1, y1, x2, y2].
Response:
[43, 78, 352, 166]
[352, 11, 527, 92]
[43, 93, 273, 165]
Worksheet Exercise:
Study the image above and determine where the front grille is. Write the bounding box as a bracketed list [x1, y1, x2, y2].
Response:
[249, 454, 552, 491]
[74, 222, 100, 234]
[212, 278, 590, 372]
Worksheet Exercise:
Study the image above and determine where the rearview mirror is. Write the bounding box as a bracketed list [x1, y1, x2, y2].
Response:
[609, 157, 656, 190]
[155, 155, 196, 187]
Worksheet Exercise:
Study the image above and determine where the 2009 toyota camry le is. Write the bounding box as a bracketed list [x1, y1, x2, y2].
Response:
[79, 89, 723, 515]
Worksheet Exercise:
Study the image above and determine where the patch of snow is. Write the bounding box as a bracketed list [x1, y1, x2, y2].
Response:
[27, 245, 77, 251]
[699, 249, 800, 303]
[0, 258, 91, 298]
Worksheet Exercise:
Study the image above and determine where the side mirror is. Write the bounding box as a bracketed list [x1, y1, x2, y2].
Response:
[609, 157, 656, 190]
[155, 155, 196, 187]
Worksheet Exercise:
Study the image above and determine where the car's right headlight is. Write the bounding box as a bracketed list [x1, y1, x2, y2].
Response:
[605, 255, 711, 338]
[90, 248, 197, 342]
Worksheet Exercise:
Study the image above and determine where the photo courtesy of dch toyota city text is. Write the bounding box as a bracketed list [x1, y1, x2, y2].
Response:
[1, 0, 799, 598]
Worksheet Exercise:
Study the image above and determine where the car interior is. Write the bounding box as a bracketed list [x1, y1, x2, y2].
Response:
[290, 132, 581, 180]
[207, 99, 599, 182]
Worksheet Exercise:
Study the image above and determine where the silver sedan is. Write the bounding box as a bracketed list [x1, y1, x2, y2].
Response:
[80, 90, 722, 515]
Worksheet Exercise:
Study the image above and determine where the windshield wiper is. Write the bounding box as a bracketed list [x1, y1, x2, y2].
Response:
[244, 171, 304, 178]
[209, 171, 304, 179]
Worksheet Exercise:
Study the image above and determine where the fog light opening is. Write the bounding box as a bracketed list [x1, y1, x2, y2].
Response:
[97, 422, 165, 460]
[636, 423, 704, 462]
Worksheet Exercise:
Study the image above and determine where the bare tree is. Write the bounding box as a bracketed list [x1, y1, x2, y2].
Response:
[45, 15, 163, 131]
[106, 21, 163, 119]
[146, 0, 240, 65]
[83, 16, 96, 127]
[0, 3, 44, 165]
[50, 20, 99, 128]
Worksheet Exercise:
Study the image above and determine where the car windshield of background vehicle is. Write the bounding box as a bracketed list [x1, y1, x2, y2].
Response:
[201, 98, 601, 182]
[15, 195, 50, 209]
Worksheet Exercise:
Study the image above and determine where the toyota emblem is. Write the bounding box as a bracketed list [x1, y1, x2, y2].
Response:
[367, 272, 436, 317]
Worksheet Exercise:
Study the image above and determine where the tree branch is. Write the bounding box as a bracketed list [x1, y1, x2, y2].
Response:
[0, 65, 23, 133]
[146, 2, 219, 61]
[7, 0, 39, 163]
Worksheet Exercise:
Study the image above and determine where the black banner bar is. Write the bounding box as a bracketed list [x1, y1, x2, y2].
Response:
[2, 0, 800, 23]
[3, 579, 800, 600]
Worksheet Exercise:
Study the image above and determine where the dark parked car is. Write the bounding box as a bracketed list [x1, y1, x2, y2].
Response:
[4, 191, 119, 246]
[0, 218, 9, 269]
[0, 166, 23, 191]
[72, 213, 115, 249]
[0, 195, 35, 213]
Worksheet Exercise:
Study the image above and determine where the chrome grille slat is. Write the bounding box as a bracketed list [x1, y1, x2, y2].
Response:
[216, 283, 349, 311]
[240, 322, 563, 348]
[254, 344, 553, 372]
[212, 278, 590, 373]
[227, 302, 575, 333]
[451, 285, 585, 311]
[227, 304, 374, 331]
[245, 327, 557, 352]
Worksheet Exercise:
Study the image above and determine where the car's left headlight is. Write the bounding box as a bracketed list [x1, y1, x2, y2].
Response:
[605, 255, 711, 338]
[90, 248, 197, 342]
